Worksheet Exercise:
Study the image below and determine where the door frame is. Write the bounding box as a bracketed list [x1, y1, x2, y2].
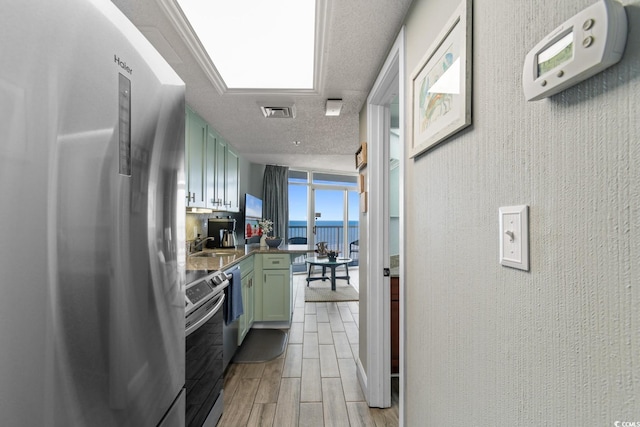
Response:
[310, 185, 357, 252]
[363, 27, 405, 418]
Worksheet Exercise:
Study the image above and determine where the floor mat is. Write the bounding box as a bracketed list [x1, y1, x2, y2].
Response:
[305, 282, 359, 302]
[232, 329, 288, 363]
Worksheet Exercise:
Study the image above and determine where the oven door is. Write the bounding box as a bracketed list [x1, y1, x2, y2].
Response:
[186, 288, 225, 337]
[185, 291, 225, 427]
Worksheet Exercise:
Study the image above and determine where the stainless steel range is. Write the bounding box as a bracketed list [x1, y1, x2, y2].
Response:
[185, 270, 230, 427]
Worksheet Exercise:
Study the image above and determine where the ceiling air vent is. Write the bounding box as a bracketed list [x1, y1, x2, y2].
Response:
[259, 103, 296, 119]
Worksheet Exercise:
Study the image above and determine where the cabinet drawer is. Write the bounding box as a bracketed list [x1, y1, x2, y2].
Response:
[261, 254, 290, 269]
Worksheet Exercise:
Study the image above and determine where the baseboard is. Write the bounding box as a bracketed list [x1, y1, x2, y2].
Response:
[251, 321, 291, 329]
[356, 357, 367, 400]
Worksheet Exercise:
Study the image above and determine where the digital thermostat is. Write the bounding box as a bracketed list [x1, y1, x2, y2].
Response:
[523, 0, 627, 101]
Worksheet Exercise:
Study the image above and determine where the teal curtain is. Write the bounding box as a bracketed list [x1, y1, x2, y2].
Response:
[262, 165, 289, 239]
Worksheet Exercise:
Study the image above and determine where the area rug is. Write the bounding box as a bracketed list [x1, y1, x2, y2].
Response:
[305, 283, 359, 302]
[233, 329, 288, 363]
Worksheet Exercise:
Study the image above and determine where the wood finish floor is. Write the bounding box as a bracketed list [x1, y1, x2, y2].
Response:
[218, 272, 399, 426]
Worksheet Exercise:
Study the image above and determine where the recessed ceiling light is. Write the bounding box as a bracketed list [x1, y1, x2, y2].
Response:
[176, 0, 316, 89]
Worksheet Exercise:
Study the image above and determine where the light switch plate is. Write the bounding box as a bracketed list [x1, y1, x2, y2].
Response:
[499, 205, 529, 271]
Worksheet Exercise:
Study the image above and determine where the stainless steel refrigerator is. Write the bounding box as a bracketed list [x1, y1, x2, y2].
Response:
[0, 1, 186, 425]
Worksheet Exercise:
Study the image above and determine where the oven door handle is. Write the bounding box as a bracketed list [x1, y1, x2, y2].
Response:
[186, 293, 225, 337]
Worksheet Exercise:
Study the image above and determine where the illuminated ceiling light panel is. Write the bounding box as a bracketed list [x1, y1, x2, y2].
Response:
[176, 0, 316, 90]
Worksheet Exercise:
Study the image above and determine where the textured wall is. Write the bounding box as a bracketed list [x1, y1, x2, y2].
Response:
[404, 0, 640, 425]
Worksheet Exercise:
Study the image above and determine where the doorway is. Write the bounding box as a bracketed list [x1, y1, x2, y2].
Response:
[288, 170, 359, 272]
[312, 188, 359, 259]
[364, 27, 404, 420]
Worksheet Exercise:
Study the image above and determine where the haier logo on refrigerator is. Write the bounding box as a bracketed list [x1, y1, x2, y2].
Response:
[114, 55, 133, 74]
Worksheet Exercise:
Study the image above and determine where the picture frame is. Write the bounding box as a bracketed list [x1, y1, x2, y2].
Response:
[360, 191, 368, 213]
[410, 0, 472, 158]
[355, 142, 368, 169]
[358, 173, 365, 193]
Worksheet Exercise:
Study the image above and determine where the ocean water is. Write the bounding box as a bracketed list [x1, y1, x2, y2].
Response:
[289, 220, 359, 251]
[289, 220, 358, 227]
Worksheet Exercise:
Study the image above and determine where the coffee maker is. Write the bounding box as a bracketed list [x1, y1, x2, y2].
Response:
[207, 217, 236, 248]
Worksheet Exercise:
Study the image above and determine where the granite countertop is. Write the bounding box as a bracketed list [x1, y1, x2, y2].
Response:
[186, 243, 315, 274]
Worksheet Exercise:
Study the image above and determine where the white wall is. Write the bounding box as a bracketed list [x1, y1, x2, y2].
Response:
[390, 132, 400, 256]
[244, 160, 265, 201]
[404, 0, 640, 425]
[358, 104, 369, 372]
[239, 158, 264, 240]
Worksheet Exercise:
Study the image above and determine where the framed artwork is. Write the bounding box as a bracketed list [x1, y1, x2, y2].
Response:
[360, 191, 368, 213]
[355, 142, 368, 169]
[410, 0, 472, 158]
[358, 174, 365, 193]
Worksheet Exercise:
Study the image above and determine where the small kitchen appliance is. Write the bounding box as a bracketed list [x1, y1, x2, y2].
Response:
[208, 217, 237, 248]
[221, 229, 237, 248]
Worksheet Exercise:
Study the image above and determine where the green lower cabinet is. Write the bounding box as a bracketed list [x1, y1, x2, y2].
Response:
[262, 269, 290, 321]
[259, 254, 292, 323]
[238, 257, 255, 345]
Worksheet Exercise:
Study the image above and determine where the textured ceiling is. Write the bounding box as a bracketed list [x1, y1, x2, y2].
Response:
[112, 0, 413, 172]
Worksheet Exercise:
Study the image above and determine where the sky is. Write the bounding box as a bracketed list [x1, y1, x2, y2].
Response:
[289, 185, 360, 222]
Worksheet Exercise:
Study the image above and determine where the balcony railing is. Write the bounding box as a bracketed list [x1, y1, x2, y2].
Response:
[288, 225, 358, 258]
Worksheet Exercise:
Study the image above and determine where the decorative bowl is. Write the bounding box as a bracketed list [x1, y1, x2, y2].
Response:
[265, 238, 282, 248]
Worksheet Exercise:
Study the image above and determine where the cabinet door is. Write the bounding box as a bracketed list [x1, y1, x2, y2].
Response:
[204, 127, 217, 209]
[238, 270, 255, 345]
[246, 271, 255, 326]
[185, 108, 207, 208]
[226, 148, 239, 212]
[262, 269, 290, 322]
[238, 274, 246, 344]
[215, 138, 226, 208]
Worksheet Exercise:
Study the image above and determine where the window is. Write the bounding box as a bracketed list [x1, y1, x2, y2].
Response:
[312, 172, 357, 186]
[288, 169, 359, 265]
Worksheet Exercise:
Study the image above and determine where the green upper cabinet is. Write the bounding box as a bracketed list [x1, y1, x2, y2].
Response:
[215, 138, 226, 208]
[205, 126, 217, 209]
[185, 107, 240, 212]
[226, 148, 239, 212]
[185, 107, 207, 208]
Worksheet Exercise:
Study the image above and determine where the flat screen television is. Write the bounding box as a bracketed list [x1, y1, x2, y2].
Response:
[245, 193, 262, 219]
[244, 193, 263, 240]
